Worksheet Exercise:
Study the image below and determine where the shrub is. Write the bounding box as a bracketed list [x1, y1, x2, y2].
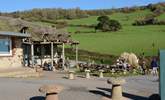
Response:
[132, 17, 165, 26]
[157, 20, 165, 25]
[55, 21, 68, 28]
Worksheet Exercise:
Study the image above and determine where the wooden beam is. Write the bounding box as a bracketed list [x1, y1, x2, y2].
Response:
[40, 41, 63, 44]
[62, 43, 66, 70]
[23, 41, 63, 45]
[51, 42, 54, 70]
[41, 45, 43, 67]
[75, 45, 79, 69]
[53, 42, 62, 45]
[23, 42, 32, 45]
[40, 42, 51, 44]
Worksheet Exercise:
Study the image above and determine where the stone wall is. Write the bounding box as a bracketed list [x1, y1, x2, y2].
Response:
[0, 37, 23, 70]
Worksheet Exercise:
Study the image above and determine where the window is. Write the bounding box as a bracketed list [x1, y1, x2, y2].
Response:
[0, 37, 12, 56]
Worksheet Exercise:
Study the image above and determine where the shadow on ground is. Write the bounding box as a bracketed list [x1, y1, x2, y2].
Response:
[89, 87, 148, 100]
[29, 96, 45, 100]
[62, 76, 68, 79]
[76, 75, 85, 78]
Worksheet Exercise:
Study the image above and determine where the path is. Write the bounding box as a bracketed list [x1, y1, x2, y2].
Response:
[0, 71, 159, 100]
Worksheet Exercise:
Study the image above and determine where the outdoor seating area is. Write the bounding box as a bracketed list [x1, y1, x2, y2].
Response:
[23, 31, 79, 71]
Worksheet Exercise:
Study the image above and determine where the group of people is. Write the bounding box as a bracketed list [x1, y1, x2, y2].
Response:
[115, 57, 159, 76]
[138, 57, 159, 76]
[116, 58, 131, 71]
[43, 61, 53, 71]
[42, 55, 159, 76]
[43, 57, 70, 71]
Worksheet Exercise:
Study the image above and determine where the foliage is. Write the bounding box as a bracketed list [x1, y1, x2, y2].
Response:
[132, 7, 165, 26]
[147, 2, 165, 15]
[95, 15, 122, 32]
[1, 8, 89, 21]
[1, 2, 164, 22]
[55, 21, 68, 28]
[97, 15, 109, 22]
[108, 19, 122, 31]
[132, 17, 165, 26]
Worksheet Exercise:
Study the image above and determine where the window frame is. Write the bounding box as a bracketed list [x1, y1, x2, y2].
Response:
[0, 37, 12, 56]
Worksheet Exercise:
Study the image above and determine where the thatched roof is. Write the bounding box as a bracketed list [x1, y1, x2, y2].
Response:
[0, 16, 79, 44]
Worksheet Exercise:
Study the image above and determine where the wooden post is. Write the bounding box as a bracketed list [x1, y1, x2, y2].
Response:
[40, 45, 43, 67]
[62, 43, 66, 70]
[51, 42, 54, 70]
[75, 44, 79, 69]
[31, 43, 34, 67]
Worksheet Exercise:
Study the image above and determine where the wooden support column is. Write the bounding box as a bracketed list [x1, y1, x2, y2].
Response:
[62, 43, 66, 70]
[31, 43, 34, 67]
[51, 42, 55, 70]
[75, 44, 79, 69]
[41, 45, 43, 67]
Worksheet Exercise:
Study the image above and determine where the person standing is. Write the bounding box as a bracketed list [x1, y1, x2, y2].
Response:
[151, 58, 158, 76]
[141, 60, 146, 75]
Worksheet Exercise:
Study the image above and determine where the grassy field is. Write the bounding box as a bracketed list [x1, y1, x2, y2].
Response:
[0, 10, 164, 57]
[65, 10, 165, 56]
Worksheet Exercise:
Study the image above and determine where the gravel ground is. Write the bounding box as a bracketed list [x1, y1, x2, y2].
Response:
[0, 71, 159, 100]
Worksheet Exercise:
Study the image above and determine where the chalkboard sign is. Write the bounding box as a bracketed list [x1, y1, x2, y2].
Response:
[160, 50, 165, 100]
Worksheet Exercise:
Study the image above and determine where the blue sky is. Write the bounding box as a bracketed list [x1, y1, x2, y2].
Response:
[0, 0, 164, 12]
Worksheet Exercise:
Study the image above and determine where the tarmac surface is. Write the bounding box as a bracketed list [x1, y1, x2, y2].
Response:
[0, 71, 159, 100]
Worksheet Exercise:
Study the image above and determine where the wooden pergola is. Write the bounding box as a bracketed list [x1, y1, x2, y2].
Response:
[1, 17, 79, 70]
[22, 30, 79, 70]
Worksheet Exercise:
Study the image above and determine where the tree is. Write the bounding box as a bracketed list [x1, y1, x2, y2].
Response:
[95, 15, 122, 32]
[109, 19, 122, 31]
[97, 15, 109, 22]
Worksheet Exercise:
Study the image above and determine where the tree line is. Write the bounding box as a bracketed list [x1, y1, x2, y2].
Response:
[0, 2, 164, 22]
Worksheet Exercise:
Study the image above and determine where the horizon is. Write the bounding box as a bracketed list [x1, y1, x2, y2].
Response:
[0, 0, 164, 13]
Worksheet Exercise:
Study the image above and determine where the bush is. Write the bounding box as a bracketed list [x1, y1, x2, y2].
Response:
[75, 30, 81, 34]
[157, 20, 165, 25]
[132, 17, 165, 26]
[55, 21, 68, 28]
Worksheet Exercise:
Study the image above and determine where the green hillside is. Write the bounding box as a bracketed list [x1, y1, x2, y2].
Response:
[0, 7, 165, 56]
[65, 10, 165, 56]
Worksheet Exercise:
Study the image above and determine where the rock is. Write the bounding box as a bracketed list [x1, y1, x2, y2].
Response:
[85, 69, 90, 79]
[123, 69, 127, 75]
[39, 84, 63, 100]
[111, 68, 115, 75]
[120, 52, 139, 68]
[39, 84, 63, 94]
[107, 78, 126, 100]
[99, 70, 104, 78]
[68, 70, 75, 80]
